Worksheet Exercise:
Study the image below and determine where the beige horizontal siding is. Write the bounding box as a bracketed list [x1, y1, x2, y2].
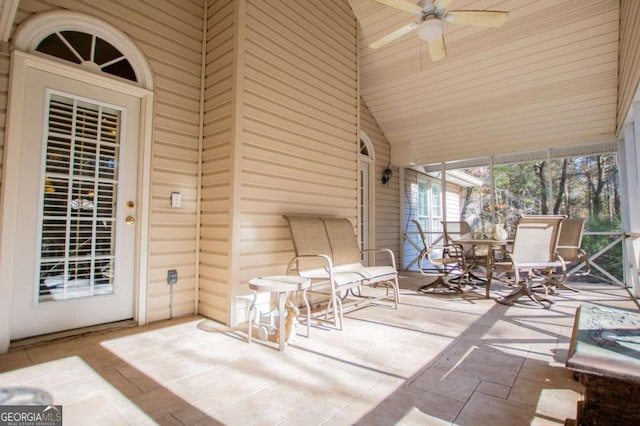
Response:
[7, 0, 358, 329]
[230, 0, 357, 322]
[360, 98, 399, 265]
[445, 188, 461, 221]
[199, 0, 236, 323]
[14, 0, 205, 323]
[617, 0, 640, 133]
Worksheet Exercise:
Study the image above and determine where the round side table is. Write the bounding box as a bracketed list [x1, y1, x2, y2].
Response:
[247, 275, 311, 351]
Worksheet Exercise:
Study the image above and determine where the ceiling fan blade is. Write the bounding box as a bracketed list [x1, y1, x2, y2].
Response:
[446, 10, 508, 27]
[434, 0, 454, 12]
[428, 36, 447, 61]
[369, 22, 419, 49]
[370, 0, 423, 14]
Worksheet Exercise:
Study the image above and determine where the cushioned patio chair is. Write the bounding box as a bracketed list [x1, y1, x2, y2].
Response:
[486, 215, 567, 307]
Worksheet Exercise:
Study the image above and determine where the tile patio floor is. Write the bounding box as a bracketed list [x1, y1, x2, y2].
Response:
[1, 271, 638, 425]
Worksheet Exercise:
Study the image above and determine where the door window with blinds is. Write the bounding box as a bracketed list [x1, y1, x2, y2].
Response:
[39, 93, 121, 302]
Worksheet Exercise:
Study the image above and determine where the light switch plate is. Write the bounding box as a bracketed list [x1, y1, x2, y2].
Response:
[170, 192, 182, 208]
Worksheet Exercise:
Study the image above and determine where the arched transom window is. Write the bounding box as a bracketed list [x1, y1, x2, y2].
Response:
[12, 10, 154, 90]
[36, 30, 137, 82]
[360, 138, 370, 157]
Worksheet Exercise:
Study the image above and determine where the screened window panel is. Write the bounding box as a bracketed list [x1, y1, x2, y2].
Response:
[422, 141, 617, 172]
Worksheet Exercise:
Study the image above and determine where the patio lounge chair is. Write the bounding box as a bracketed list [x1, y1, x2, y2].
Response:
[412, 219, 465, 293]
[283, 215, 399, 330]
[486, 215, 567, 307]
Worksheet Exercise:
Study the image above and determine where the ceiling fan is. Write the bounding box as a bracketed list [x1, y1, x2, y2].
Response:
[368, 0, 509, 61]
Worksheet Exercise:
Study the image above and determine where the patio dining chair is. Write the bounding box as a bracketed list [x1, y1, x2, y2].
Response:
[411, 219, 465, 293]
[441, 220, 489, 283]
[554, 217, 589, 291]
[486, 215, 567, 307]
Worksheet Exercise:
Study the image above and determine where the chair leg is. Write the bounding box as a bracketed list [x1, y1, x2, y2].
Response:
[417, 255, 463, 293]
[572, 252, 591, 277]
[334, 295, 344, 330]
[497, 279, 553, 308]
[547, 265, 576, 292]
[392, 276, 400, 306]
[324, 287, 343, 329]
[524, 283, 553, 307]
[496, 284, 525, 305]
[383, 278, 400, 308]
[418, 276, 463, 294]
[554, 281, 579, 292]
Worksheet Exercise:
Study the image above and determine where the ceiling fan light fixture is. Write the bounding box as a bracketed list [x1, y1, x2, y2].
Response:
[417, 18, 443, 41]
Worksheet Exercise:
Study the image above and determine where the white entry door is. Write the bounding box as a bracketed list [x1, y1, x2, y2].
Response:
[9, 66, 140, 340]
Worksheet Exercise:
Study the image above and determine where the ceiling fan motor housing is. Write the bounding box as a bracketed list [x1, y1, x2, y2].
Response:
[418, 16, 443, 40]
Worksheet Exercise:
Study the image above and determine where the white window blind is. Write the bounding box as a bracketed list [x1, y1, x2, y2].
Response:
[39, 94, 121, 301]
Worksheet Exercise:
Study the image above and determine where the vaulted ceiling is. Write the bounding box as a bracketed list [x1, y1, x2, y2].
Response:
[350, 0, 621, 166]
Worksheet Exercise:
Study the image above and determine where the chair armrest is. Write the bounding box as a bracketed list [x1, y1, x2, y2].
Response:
[432, 243, 464, 257]
[361, 248, 397, 270]
[286, 254, 334, 275]
[490, 251, 515, 269]
[426, 243, 465, 265]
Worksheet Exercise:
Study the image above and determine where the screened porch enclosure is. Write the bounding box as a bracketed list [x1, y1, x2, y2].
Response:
[402, 141, 630, 289]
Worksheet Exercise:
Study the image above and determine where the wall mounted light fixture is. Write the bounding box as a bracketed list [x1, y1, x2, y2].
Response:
[382, 165, 393, 185]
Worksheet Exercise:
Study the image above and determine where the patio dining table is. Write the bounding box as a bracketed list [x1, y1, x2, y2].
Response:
[451, 238, 512, 298]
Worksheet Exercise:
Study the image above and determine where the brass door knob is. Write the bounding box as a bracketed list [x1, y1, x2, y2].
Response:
[125, 216, 136, 225]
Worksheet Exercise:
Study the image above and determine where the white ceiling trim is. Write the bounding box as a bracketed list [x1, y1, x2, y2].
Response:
[422, 140, 619, 172]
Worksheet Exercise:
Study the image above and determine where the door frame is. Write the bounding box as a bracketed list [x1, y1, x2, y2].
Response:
[359, 130, 376, 265]
[0, 51, 154, 352]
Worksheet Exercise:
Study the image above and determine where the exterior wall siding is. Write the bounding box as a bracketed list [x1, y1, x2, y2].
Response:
[199, 0, 235, 324]
[445, 190, 461, 221]
[360, 98, 399, 264]
[401, 168, 462, 270]
[232, 0, 358, 324]
[232, 0, 359, 322]
[3, 0, 359, 330]
[618, 0, 640, 132]
[402, 168, 420, 270]
[13, 0, 205, 322]
[200, 0, 358, 325]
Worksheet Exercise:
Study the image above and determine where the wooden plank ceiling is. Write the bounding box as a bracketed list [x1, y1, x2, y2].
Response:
[350, 0, 620, 166]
